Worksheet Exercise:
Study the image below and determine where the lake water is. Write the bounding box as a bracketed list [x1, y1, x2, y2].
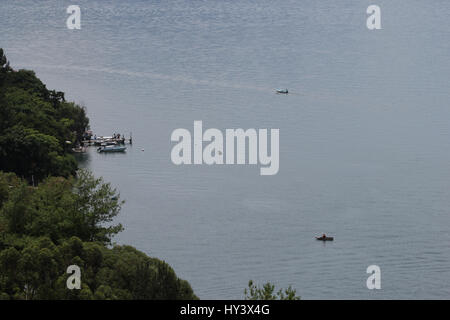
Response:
[2, 0, 450, 299]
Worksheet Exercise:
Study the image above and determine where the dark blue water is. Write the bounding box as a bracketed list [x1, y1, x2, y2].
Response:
[2, 0, 450, 299]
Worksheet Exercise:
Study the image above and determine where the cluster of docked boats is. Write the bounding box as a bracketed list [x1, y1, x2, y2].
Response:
[76, 134, 132, 153]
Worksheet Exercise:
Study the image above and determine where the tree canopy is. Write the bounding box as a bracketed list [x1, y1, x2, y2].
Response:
[0, 170, 197, 300]
[0, 49, 89, 182]
[244, 280, 300, 300]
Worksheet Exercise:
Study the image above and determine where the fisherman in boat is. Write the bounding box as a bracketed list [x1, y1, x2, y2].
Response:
[316, 233, 333, 241]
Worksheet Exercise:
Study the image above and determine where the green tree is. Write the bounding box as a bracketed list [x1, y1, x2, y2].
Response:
[0, 170, 123, 245]
[0, 49, 89, 182]
[0, 125, 77, 182]
[0, 172, 198, 300]
[244, 280, 300, 300]
[0, 49, 11, 72]
[72, 170, 124, 244]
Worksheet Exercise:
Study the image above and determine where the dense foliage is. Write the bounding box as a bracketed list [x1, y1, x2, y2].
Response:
[0, 49, 89, 183]
[0, 170, 197, 300]
[244, 280, 300, 300]
[0, 50, 197, 300]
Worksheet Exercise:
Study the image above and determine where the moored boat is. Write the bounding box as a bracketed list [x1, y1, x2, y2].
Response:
[276, 88, 289, 94]
[101, 141, 118, 146]
[316, 236, 334, 241]
[72, 146, 87, 153]
[93, 135, 126, 146]
[97, 145, 126, 153]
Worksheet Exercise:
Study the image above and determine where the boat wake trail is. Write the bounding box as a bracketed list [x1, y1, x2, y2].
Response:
[16, 63, 269, 92]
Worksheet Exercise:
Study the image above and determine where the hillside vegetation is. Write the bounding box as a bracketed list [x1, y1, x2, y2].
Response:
[0, 49, 197, 300]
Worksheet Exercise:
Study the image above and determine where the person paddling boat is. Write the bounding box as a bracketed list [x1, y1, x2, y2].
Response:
[316, 234, 334, 241]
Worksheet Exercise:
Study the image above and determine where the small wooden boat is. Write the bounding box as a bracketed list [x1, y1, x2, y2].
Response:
[101, 141, 118, 146]
[316, 236, 334, 241]
[72, 146, 87, 153]
[97, 145, 126, 153]
[276, 89, 289, 94]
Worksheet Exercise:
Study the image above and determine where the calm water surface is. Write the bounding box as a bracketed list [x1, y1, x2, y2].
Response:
[2, 0, 450, 299]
